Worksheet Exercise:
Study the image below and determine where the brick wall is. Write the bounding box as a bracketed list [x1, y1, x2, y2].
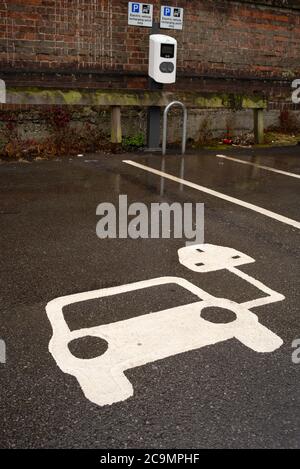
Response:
[0, 0, 300, 100]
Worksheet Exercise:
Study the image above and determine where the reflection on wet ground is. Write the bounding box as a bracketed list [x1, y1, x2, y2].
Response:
[124, 147, 300, 221]
[160, 155, 185, 196]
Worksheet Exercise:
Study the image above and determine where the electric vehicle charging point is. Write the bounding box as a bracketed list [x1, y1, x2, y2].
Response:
[149, 34, 177, 84]
[146, 32, 187, 154]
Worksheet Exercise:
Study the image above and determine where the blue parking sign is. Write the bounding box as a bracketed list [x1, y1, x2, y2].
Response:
[128, 2, 153, 27]
[132, 3, 140, 13]
[160, 5, 183, 30]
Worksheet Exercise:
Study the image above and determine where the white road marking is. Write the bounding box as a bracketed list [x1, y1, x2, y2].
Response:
[216, 154, 300, 179]
[123, 160, 300, 230]
[228, 266, 284, 310]
[178, 244, 285, 310]
[46, 244, 284, 407]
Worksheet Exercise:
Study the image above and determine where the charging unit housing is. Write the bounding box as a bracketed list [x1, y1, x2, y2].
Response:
[148, 34, 177, 84]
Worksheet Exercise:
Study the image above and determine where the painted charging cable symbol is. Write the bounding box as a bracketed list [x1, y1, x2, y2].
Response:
[46, 244, 285, 407]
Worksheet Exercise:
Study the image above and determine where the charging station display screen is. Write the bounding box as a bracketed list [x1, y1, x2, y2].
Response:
[160, 43, 174, 58]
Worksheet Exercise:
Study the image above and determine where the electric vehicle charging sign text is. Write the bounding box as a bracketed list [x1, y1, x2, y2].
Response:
[128, 2, 153, 27]
[160, 6, 184, 30]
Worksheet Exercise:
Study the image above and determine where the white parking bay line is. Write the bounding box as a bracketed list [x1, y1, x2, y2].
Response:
[123, 159, 300, 230]
[216, 154, 300, 179]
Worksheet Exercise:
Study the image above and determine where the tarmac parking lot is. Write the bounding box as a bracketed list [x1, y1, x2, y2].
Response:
[0, 146, 299, 448]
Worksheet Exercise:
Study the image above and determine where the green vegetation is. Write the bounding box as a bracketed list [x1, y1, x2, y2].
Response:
[122, 133, 145, 150]
[264, 131, 300, 146]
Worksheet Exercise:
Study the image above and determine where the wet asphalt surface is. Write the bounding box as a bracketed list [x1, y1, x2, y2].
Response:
[0, 146, 299, 449]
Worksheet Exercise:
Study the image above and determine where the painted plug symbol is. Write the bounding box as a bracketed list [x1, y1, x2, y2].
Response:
[178, 244, 255, 273]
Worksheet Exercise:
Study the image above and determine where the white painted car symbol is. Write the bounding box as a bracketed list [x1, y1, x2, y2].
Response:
[46, 244, 284, 406]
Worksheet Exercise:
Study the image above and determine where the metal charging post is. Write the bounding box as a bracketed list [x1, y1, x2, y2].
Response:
[146, 22, 162, 151]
